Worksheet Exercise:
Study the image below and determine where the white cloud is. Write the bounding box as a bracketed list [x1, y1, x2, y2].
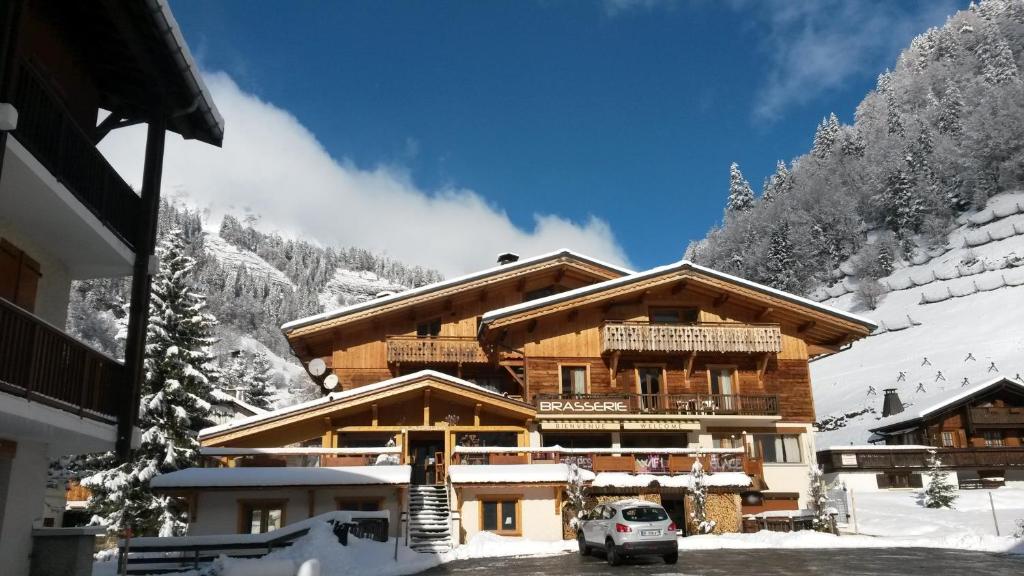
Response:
[742, 0, 957, 121]
[603, 0, 677, 17]
[99, 73, 629, 277]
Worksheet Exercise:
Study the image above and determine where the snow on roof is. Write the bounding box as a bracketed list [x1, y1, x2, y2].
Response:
[871, 376, 1023, 432]
[200, 447, 400, 456]
[200, 369, 528, 438]
[281, 249, 633, 333]
[448, 464, 595, 484]
[211, 389, 268, 416]
[479, 259, 877, 330]
[149, 465, 411, 489]
[452, 445, 744, 455]
[592, 472, 752, 489]
[823, 444, 935, 451]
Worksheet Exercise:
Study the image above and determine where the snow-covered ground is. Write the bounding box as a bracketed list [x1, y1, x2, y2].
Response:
[811, 191, 1024, 447]
[203, 233, 295, 289]
[317, 268, 407, 311]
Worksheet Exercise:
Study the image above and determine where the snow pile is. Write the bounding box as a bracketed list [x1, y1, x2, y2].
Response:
[812, 192, 1024, 447]
[591, 472, 752, 489]
[449, 531, 575, 560]
[150, 466, 411, 489]
[675, 530, 1023, 553]
[448, 464, 594, 484]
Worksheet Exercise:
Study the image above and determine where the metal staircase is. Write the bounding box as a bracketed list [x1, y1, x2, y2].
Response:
[408, 484, 453, 553]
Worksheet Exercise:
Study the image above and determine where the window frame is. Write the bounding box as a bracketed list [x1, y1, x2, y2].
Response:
[648, 307, 700, 325]
[982, 430, 1004, 447]
[415, 317, 442, 338]
[237, 499, 288, 534]
[940, 431, 956, 447]
[335, 498, 384, 512]
[752, 433, 803, 464]
[479, 495, 522, 536]
[0, 238, 41, 313]
[706, 364, 739, 396]
[558, 363, 590, 396]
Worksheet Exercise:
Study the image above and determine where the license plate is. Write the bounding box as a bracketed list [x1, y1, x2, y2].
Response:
[641, 529, 660, 536]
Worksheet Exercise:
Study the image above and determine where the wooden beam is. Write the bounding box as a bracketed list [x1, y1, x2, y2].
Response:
[757, 307, 774, 321]
[516, 278, 526, 292]
[799, 320, 817, 333]
[503, 364, 526, 390]
[601, 300, 616, 313]
[713, 293, 730, 307]
[474, 403, 482, 426]
[670, 280, 688, 295]
[321, 417, 334, 448]
[423, 389, 431, 426]
[371, 404, 379, 428]
[609, 351, 620, 388]
[527, 319, 537, 334]
[554, 267, 565, 283]
[444, 298, 454, 312]
[567, 309, 578, 322]
[683, 352, 696, 381]
[756, 354, 770, 385]
[479, 290, 488, 303]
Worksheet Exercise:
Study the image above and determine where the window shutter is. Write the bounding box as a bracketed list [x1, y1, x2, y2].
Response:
[875, 473, 890, 489]
[0, 239, 41, 312]
[16, 253, 40, 312]
[909, 473, 923, 488]
[0, 240, 18, 301]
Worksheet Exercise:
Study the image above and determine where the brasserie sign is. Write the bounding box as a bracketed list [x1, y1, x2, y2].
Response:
[538, 397, 629, 413]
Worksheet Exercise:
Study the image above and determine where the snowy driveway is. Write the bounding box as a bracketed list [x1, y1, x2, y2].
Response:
[414, 548, 1024, 575]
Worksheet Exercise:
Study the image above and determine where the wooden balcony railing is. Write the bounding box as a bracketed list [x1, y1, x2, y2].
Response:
[11, 61, 140, 249]
[386, 336, 489, 364]
[819, 447, 1024, 472]
[452, 450, 757, 476]
[0, 297, 123, 422]
[601, 321, 782, 354]
[970, 407, 1024, 426]
[535, 392, 779, 416]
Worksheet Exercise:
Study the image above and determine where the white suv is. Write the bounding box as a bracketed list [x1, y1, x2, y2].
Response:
[577, 500, 678, 565]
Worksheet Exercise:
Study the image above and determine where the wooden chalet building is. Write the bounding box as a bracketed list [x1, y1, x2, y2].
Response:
[0, 1, 222, 574]
[819, 377, 1024, 490]
[155, 251, 876, 548]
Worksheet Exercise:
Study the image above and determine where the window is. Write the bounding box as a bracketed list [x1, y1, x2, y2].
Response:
[239, 500, 286, 534]
[524, 285, 558, 302]
[649, 308, 699, 324]
[983, 431, 1004, 447]
[712, 433, 742, 449]
[709, 366, 736, 395]
[754, 434, 802, 464]
[622, 507, 668, 522]
[416, 318, 441, 338]
[542, 434, 611, 449]
[0, 239, 41, 313]
[480, 498, 519, 535]
[336, 499, 381, 512]
[637, 366, 664, 411]
[941, 431, 956, 447]
[560, 365, 588, 396]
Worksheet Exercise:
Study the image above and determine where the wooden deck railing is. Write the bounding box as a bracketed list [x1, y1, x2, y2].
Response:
[11, 60, 140, 248]
[452, 451, 755, 475]
[386, 336, 489, 364]
[970, 406, 1024, 426]
[535, 392, 779, 416]
[0, 297, 122, 422]
[601, 321, 782, 354]
[819, 447, 1024, 472]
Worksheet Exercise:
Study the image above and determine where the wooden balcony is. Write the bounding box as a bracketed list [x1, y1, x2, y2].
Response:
[970, 406, 1024, 426]
[0, 297, 123, 422]
[819, 446, 1024, 473]
[535, 392, 779, 416]
[10, 61, 140, 249]
[601, 321, 782, 354]
[453, 450, 759, 476]
[386, 336, 489, 364]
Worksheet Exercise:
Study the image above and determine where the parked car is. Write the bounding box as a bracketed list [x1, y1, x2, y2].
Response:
[577, 500, 678, 565]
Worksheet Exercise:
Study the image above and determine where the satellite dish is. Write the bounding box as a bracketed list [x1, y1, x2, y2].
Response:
[308, 358, 327, 377]
[323, 374, 339, 391]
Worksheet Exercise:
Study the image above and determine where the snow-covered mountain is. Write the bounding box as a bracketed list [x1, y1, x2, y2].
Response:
[811, 191, 1024, 448]
[203, 232, 295, 289]
[317, 268, 407, 310]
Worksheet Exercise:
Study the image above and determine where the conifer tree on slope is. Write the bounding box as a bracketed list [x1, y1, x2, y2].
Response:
[761, 160, 792, 203]
[922, 449, 958, 509]
[83, 229, 218, 536]
[726, 162, 755, 214]
[244, 351, 276, 410]
[812, 113, 841, 159]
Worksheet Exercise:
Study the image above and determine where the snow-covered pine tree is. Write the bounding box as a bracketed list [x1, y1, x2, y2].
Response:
[764, 221, 798, 292]
[244, 351, 275, 410]
[761, 160, 792, 203]
[875, 167, 924, 239]
[937, 81, 963, 135]
[808, 465, 834, 532]
[689, 454, 715, 534]
[83, 229, 219, 536]
[564, 461, 589, 533]
[726, 162, 755, 214]
[975, 21, 1021, 86]
[812, 113, 841, 159]
[922, 449, 958, 509]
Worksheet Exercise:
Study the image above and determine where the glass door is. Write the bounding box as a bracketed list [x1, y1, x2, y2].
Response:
[637, 367, 663, 412]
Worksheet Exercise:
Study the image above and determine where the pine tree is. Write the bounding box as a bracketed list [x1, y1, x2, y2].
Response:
[762, 160, 792, 203]
[83, 229, 219, 536]
[808, 465, 835, 532]
[564, 462, 589, 533]
[689, 454, 715, 534]
[875, 167, 924, 238]
[764, 221, 798, 292]
[244, 351, 275, 410]
[975, 22, 1021, 86]
[937, 81, 964, 135]
[726, 162, 755, 214]
[812, 113, 841, 159]
[922, 450, 958, 509]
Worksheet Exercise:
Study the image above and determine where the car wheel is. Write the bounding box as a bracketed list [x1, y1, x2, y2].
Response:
[577, 533, 590, 556]
[606, 540, 622, 566]
[663, 552, 678, 565]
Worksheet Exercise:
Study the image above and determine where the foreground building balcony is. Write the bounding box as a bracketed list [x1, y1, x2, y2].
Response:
[818, 446, 1024, 473]
[386, 336, 490, 364]
[601, 321, 782, 355]
[0, 297, 122, 422]
[535, 392, 779, 417]
[969, 406, 1024, 426]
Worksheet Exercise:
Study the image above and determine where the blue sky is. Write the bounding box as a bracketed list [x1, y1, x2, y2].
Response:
[135, 0, 964, 275]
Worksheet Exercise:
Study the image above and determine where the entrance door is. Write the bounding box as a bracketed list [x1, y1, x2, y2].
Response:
[407, 434, 445, 484]
[637, 367, 663, 412]
[661, 497, 686, 536]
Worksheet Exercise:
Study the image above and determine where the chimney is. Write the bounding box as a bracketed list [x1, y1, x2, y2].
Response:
[496, 252, 520, 266]
[882, 388, 904, 417]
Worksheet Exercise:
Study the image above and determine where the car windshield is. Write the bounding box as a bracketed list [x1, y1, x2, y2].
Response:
[621, 507, 668, 522]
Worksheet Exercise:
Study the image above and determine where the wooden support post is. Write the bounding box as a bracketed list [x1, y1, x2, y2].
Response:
[372, 404, 379, 428]
[713, 293, 730, 308]
[423, 389, 431, 426]
[683, 352, 696, 382]
[609, 351, 620, 388]
[322, 417, 334, 448]
[757, 307, 774, 321]
[474, 403, 481, 426]
[799, 320, 816, 334]
[756, 354, 770, 386]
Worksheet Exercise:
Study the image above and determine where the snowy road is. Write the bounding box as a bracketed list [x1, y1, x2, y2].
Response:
[415, 548, 1024, 575]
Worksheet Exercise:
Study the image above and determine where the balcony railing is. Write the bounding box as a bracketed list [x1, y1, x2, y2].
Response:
[601, 321, 782, 354]
[970, 407, 1024, 426]
[819, 447, 1024, 472]
[10, 61, 139, 249]
[386, 336, 489, 364]
[535, 392, 779, 416]
[452, 450, 762, 477]
[0, 298, 122, 422]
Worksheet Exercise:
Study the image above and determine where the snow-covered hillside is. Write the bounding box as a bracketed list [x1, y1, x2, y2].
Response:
[203, 232, 295, 288]
[317, 268, 407, 310]
[811, 192, 1024, 448]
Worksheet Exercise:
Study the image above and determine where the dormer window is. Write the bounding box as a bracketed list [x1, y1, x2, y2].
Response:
[649, 307, 699, 324]
[524, 285, 558, 302]
[416, 318, 441, 338]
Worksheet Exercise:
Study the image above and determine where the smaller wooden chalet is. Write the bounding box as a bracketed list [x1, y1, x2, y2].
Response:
[818, 377, 1024, 490]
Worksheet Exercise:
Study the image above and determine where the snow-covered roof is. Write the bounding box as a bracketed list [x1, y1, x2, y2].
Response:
[200, 446, 400, 456]
[210, 389, 268, 416]
[591, 472, 752, 489]
[200, 369, 532, 438]
[479, 259, 877, 331]
[448, 464, 595, 484]
[149, 465, 411, 489]
[452, 445, 744, 455]
[281, 249, 633, 333]
[823, 444, 935, 451]
[871, 376, 1024, 433]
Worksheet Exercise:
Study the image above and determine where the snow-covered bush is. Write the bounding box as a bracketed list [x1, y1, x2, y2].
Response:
[1013, 518, 1024, 539]
[564, 462, 589, 532]
[808, 465, 835, 532]
[922, 450, 958, 509]
[689, 454, 715, 534]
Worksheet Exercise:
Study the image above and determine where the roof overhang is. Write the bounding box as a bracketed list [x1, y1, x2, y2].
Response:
[870, 376, 1023, 434]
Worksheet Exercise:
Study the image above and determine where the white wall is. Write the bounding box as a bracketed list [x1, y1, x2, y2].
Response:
[0, 220, 72, 327]
[456, 485, 563, 543]
[0, 439, 50, 576]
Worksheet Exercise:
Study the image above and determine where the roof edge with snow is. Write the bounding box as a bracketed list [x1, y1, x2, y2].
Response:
[870, 376, 1024, 433]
